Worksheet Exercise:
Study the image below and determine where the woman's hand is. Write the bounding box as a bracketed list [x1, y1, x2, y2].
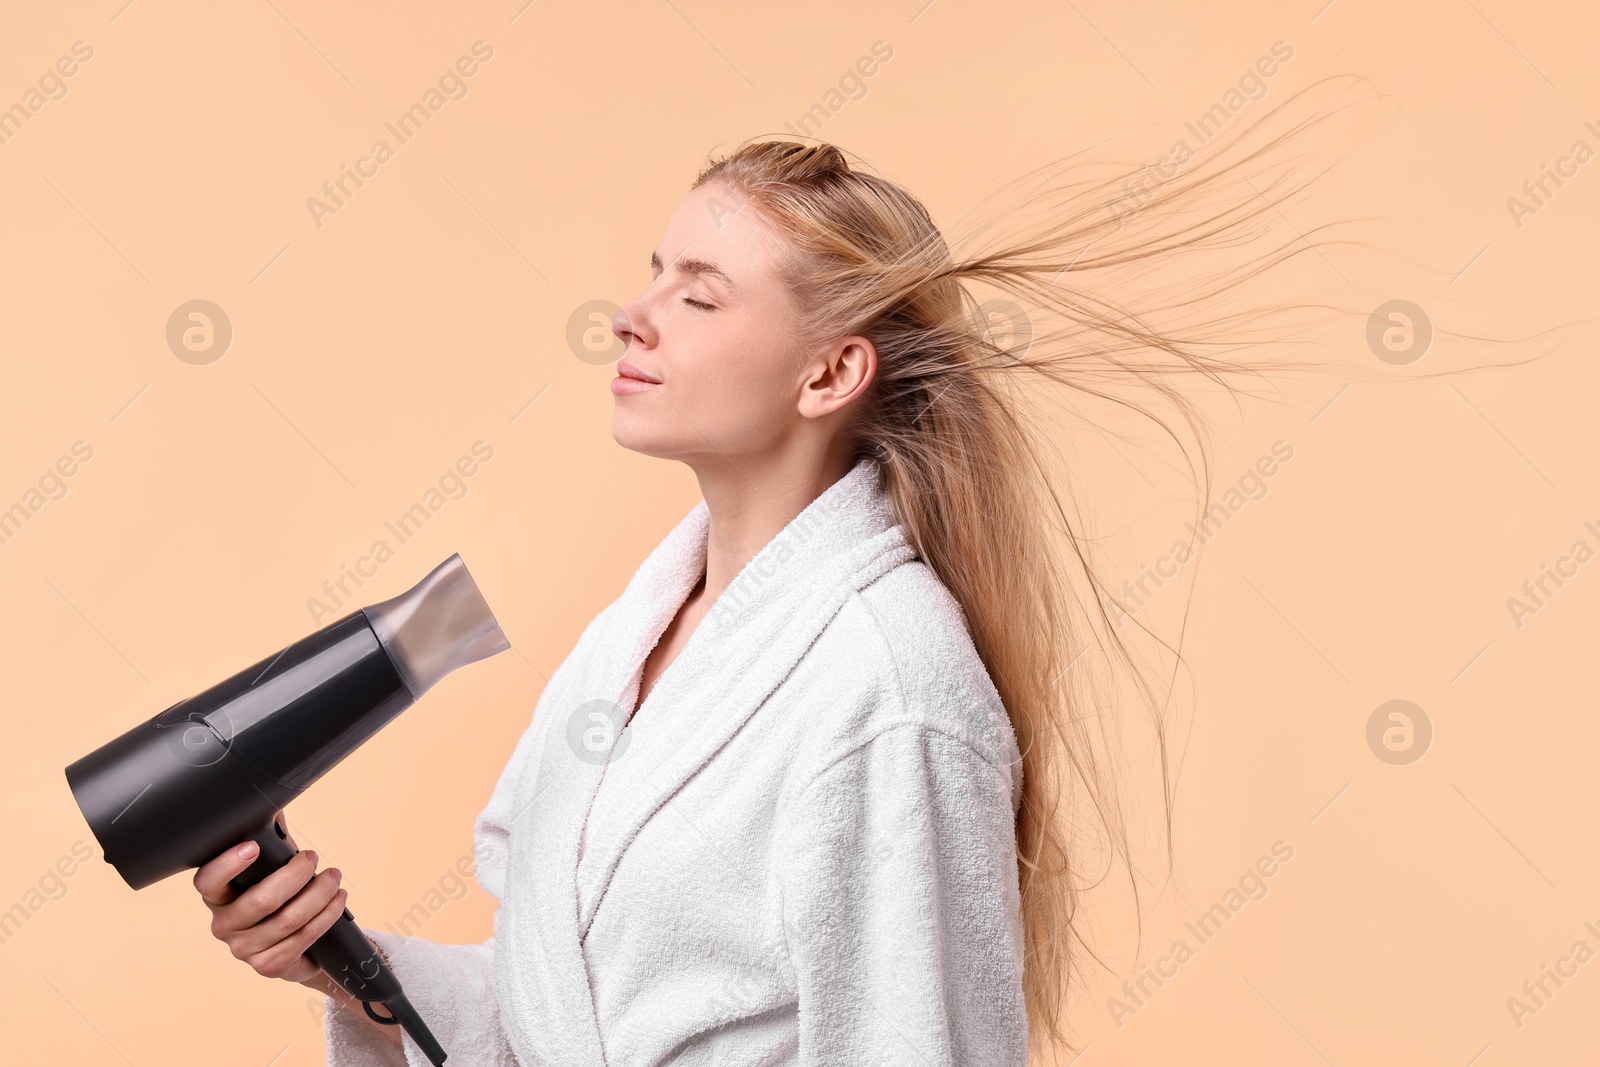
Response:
[193, 812, 403, 1053]
[192, 810, 348, 987]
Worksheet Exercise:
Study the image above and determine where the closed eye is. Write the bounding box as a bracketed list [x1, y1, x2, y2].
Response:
[682, 297, 715, 311]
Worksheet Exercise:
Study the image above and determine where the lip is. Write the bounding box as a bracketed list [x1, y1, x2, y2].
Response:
[612, 358, 661, 396]
[615, 359, 661, 384]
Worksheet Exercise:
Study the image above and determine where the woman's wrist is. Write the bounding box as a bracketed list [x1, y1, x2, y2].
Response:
[369, 936, 394, 973]
[299, 970, 342, 998]
[298, 937, 406, 1050]
[298, 936, 391, 996]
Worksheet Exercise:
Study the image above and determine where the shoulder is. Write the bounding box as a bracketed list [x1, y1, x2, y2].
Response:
[792, 557, 1021, 805]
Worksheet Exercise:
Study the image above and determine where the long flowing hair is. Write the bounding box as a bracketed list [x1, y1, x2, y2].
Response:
[692, 77, 1379, 1058]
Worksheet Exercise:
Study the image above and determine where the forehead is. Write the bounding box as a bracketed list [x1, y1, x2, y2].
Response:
[656, 181, 790, 283]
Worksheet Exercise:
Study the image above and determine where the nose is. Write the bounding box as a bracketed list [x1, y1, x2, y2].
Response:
[611, 302, 647, 352]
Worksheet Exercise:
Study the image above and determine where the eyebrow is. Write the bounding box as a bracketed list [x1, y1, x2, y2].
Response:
[650, 250, 739, 293]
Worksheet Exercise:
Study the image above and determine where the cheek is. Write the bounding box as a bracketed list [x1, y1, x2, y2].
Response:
[681, 323, 796, 426]
[613, 311, 800, 457]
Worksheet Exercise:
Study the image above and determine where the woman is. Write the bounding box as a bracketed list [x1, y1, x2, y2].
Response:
[193, 102, 1351, 1065]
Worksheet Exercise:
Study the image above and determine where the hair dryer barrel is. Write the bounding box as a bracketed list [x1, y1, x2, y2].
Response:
[364, 552, 511, 701]
[64, 553, 509, 890]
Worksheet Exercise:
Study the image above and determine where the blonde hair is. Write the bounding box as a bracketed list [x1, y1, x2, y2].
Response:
[693, 79, 1372, 1058]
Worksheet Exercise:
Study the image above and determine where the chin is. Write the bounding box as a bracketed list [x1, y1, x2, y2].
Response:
[610, 414, 676, 459]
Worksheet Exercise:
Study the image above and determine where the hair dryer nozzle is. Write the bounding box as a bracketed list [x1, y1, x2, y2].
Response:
[363, 553, 510, 700]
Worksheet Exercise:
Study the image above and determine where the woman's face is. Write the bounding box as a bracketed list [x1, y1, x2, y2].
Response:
[609, 182, 815, 465]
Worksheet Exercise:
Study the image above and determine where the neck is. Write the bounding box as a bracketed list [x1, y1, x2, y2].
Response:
[687, 448, 856, 605]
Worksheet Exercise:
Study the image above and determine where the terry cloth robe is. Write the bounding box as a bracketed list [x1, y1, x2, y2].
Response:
[325, 457, 1028, 1067]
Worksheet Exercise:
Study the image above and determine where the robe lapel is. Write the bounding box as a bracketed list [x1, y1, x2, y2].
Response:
[495, 494, 714, 1067]
[573, 458, 914, 939]
[496, 458, 912, 1067]
[496, 719, 607, 1066]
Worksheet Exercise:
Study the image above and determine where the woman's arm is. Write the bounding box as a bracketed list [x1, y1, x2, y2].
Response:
[778, 724, 1029, 1066]
[192, 815, 407, 1060]
[321, 931, 518, 1067]
[196, 814, 529, 1066]
[302, 969, 406, 1057]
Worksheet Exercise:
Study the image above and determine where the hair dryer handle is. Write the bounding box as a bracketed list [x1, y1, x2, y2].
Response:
[228, 821, 448, 1065]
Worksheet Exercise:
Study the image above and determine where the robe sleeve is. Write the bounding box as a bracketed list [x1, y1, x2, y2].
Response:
[777, 723, 1029, 1066]
[324, 931, 520, 1067]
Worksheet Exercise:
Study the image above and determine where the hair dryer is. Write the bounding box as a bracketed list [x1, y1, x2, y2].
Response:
[64, 553, 511, 1066]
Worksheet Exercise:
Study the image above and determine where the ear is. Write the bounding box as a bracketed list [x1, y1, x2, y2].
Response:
[798, 335, 877, 419]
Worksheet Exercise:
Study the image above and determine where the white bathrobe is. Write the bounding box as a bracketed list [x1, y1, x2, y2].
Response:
[325, 457, 1028, 1066]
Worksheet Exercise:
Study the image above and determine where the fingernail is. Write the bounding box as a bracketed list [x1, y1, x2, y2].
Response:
[331, 868, 343, 883]
[307, 850, 318, 865]
[238, 841, 258, 860]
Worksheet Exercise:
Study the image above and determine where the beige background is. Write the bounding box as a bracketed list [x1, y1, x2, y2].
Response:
[2, 0, 1596, 1064]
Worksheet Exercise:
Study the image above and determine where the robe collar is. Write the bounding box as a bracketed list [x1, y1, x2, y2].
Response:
[613, 454, 904, 686]
[498, 456, 918, 1067]
[578, 456, 915, 931]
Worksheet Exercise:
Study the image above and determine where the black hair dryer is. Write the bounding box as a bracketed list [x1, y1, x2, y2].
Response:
[64, 553, 511, 1066]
